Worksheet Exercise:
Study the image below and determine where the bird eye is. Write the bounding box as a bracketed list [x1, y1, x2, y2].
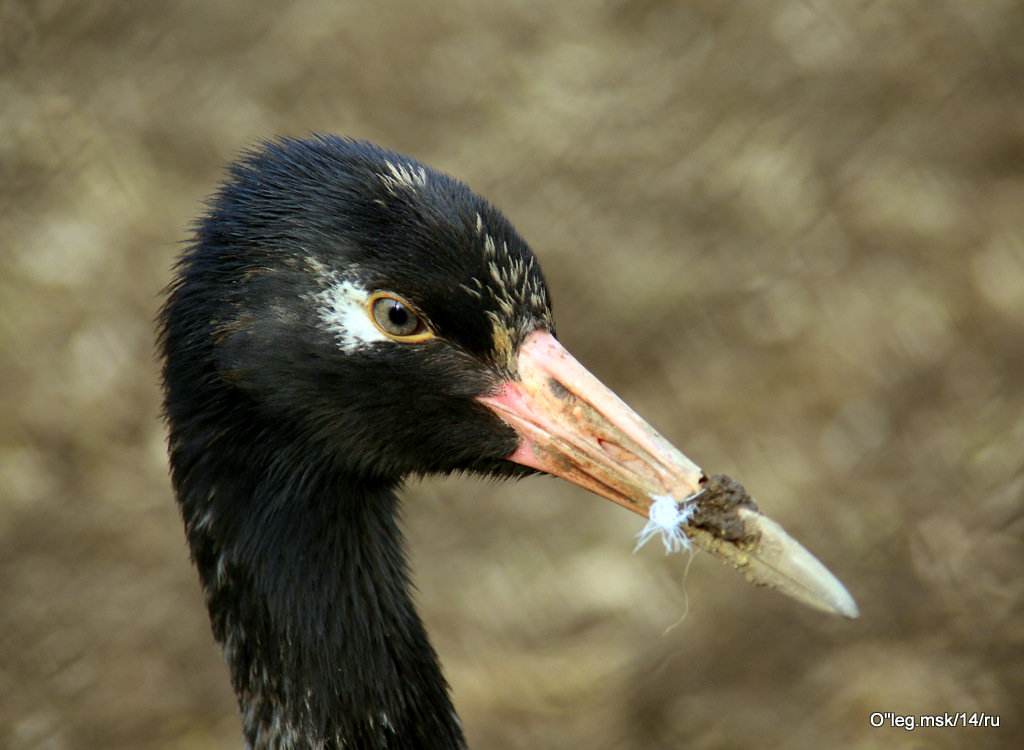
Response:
[368, 293, 432, 341]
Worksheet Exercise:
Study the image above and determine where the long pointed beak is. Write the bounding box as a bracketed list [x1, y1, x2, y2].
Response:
[477, 330, 859, 619]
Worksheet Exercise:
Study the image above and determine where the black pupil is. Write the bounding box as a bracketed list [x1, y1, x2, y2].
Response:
[388, 302, 409, 328]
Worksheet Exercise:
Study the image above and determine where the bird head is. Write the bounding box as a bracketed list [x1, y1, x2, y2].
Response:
[161, 135, 858, 634]
[159, 135, 857, 750]
[161, 135, 704, 513]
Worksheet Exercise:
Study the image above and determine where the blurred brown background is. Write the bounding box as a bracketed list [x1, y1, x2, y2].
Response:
[2, 1, 1022, 748]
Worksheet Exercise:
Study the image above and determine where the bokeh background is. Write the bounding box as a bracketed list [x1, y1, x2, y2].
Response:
[2, 1, 1022, 748]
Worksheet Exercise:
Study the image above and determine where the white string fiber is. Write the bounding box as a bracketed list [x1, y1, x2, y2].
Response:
[633, 491, 702, 554]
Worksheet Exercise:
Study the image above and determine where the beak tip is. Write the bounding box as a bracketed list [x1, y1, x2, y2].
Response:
[689, 507, 861, 620]
[803, 577, 859, 619]
[831, 587, 861, 620]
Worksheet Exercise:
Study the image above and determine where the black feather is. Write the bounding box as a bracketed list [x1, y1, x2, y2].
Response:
[159, 136, 554, 748]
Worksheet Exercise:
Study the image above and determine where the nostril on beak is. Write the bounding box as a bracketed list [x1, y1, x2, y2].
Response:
[547, 376, 571, 400]
[598, 438, 645, 471]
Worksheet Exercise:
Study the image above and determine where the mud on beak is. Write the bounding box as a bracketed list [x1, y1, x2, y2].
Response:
[477, 330, 859, 619]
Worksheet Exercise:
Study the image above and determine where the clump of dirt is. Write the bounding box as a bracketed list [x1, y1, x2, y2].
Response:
[689, 473, 760, 545]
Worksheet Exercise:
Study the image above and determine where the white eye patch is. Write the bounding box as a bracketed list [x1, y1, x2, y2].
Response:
[315, 280, 390, 352]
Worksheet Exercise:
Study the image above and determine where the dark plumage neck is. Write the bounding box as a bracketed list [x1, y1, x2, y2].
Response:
[172, 425, 465, 750]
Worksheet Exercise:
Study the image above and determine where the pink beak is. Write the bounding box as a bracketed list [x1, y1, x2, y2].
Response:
[477, 330, 861, 621]
[477, 330, 706, 519]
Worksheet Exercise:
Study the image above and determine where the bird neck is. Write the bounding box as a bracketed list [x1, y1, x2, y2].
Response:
[174, 433, 466, 749]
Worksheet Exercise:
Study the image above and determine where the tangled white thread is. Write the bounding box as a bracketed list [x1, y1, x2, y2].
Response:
[633, 491, 702, 554]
